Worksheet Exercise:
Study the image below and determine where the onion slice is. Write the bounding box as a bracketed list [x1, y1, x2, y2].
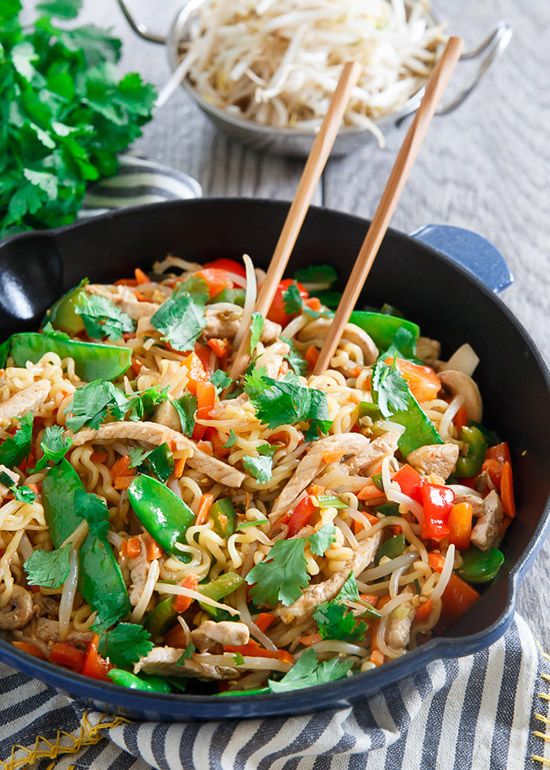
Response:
[233, 253, 257, 350]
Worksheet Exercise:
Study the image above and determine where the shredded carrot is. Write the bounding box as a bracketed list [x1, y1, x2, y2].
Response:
[126, 536, 141, 560]
[428, 552, 446, 573]
[91, 451, 108, 464]
[206, 338, 230, 359]
[111, 455, 133, 479]
[299, 633, 322, 647]
[370, 650, 385, 667]
[144, 534, 162, 561]
[304, 345, 319, 369]
[134, 291, 148, 302]
[12, 641, 46, 659]
[352, 512, 379, 534]
[27, 483, 40, 495]
[134, 267, 148, 285]
[306, 297, 322, 312]
[255, 612, 276, 633]
[196, 440, 213, 456]
[115, 278, 137, 286]
[357, 483, 385, 502]
[500, 462, 516, 517]
[113, 475, 134, 490]
[174, 458, 186, 479]
[173, 574, 200, 613]
[321, 449, 345, 464]
[196, 493, 214, 526]
[224, 641, 294, 665]
[377, 596, 392, 610]
[359, 594, 379, 606]
[415, 598, 433, 623]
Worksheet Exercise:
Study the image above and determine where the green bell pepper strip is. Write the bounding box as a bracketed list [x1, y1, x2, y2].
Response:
[376, 502, 400, 517]
[458, 546, 504, 584]
[349, 311, 419, 357]
[108, 669, 172, 693]
[128, 475, 195, 555]
[42, 460, 131, 626]
[455, 426, 487, 478]
[358, 402, 382, 420]
[198, 572, 244, 618]
[5, 333, 131, 381]
[210, 497, 236, 537]
[217, 687, 271, 697]
[144, 597, 176, 639]
[376, 534, 406, 564]
[47, 285, 87, 335]
[210, 288, 245, 306]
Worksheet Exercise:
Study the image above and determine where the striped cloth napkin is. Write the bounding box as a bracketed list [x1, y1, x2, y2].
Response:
[0, 614, 548, 770]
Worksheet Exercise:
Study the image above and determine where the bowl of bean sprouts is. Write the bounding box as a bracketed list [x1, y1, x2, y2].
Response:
[118, 0, 513, 157]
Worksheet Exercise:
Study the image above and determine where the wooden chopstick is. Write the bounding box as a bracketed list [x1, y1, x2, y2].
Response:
[313, 37, 464, 375]
[230, 61, 362, 378]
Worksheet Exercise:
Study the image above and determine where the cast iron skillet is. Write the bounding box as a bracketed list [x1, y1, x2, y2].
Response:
[0, 199, 548, 721]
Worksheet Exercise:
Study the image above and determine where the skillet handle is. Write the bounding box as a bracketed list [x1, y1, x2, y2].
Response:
[410, 224, 513, 294]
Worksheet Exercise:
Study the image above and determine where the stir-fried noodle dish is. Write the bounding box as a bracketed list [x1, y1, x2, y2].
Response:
[0, 256, 515, 695]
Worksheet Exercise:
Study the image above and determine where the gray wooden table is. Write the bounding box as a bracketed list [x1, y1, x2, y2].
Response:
[75, 0, 550, 646]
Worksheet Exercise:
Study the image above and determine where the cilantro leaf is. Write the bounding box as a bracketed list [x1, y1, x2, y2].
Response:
[0, 413, 33, 467]
[177, 642, 196, 665]
[66, 380, 128, 432]
[268, 648, 353, 693]
[308, 524, 336, 556]
[294, 265, 338, 288]
[75, 294, 134, 341]
[98, 622, 153, 668]
[337, 572, 360, 603]
[172, 394, 197, 436]
[371, 358, 410, 417]
[151, 293, 205, 352]
[223, 429, 237, 448]
[0, 470, 36, 502]
[31, 425, 72, 472]
[257, 443, 277, 457]
[249, 312, 264, 355]
[242, 365, 268, 398]
[244, 374, 332, 437]
[313, 601, 367, 642]
[211, 370, 232, 394]
[176, 275, 209, 305]
[242, 454, 272, 484]
[141, 443, 174, 483]
[75, 488, 109, 539]
[24, 543, 71, 588]
[283, 283, 304, 315]
[126, 386, 168, 421]
[128, 446, 152, 469]
[246, 538, 309, 607]
[281, 336, 307, 376]
[36, 0, 82, 20]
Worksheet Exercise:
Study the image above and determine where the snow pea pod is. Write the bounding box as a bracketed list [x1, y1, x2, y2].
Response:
[210, 497, 236, 537]
[128, 475, 196, 555]
[455, 426, 487, 478]
[458, 546, 504, 584]
[350, 311, 419, 357]
[5, 332, 131, 381]
[108, 669, 172, 693]
[217, 687, 271, 697]
[42, 460, 130, 625]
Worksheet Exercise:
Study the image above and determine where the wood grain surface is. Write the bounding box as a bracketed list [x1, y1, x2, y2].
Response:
[32, 0, 550, 644]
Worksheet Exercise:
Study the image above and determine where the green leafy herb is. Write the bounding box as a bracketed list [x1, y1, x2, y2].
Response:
[308, 524, 336, 556]
[249, 312, 265, 355]
[281, 336, 307, 376]
[211, 370, 232, 394]
[294, 265, 338, 288]
[128, 446, 152, 469]
[242, 455, 273, 484]
[127, 386, 168, 421]
[246, 538, 309, 607]
[66, 380, 128, 432]
[244, 373, 332, 438]
[98, 622, 153, 668]
[75, 294, 134, 341]
[223, 429, 237, 449]
[141, 443, 174, 483]
[31, 425, 73, 472]
[371, 358, 410, 417]
[313, 600, 367, 643]
[0, 0, 155, 237]
[268, 648, 352, 693]
[337, 572, 360, 603]
[283, 283, 304, 315]
[172, 394, 197, 436]
[24, 543, 71, 588]
[151, 293, 205, 352]
[233, 652, 245, 666]
[0, 471, 37, 503]
[75, 488, 109, 538]
[177, 643, 196, 665]
[258, 443, 277, 457]
[0, 413, 33, 467]
[175, 275, 209, 305]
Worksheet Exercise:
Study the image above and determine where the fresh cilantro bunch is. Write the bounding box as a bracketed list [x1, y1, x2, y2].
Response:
[0, 0, 156, 236]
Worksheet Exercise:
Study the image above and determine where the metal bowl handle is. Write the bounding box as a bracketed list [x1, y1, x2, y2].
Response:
[396, 21, 513, 125]
[116, 0, 167, 45]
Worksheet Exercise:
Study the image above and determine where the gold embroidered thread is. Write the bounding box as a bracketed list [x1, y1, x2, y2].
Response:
[532, 646, 550, 766]
[0, 712, 128, 770]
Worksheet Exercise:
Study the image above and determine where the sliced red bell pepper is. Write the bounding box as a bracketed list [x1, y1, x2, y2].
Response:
[267, 279, 309, 327]
[196, 268, 233, 298]
[421, 483, 455, 541]
[393, 464, 423, 503]
[486, 442, 511, 465]
[82, 634, 112, 681]
[50, 642, 86, 673]
[204, 258, 246, 278]
[193, 381, 216, 440]
[224, 640, 294, 665]
[286, 495, 317, 537]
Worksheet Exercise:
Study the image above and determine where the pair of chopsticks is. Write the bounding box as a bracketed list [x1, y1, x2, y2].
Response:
[231, 37, 464, 380]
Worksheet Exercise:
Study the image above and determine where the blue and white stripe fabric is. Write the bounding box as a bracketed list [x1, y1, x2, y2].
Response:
[79, 155, 202, 218]
[0, 614, 548, 770]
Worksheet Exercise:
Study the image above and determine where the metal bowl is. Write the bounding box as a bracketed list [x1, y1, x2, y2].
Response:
[118, 0, 512, 157]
